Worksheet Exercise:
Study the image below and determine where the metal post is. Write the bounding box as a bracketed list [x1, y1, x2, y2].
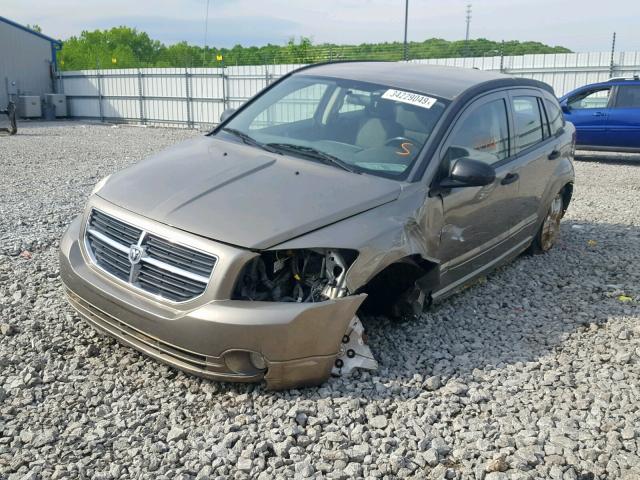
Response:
[137, 69, 144, 125]
[96, 59, 104, 122]
[609, 32, 617, 78]
[499, 40, 505, 73]
[403, 0, 409, 61]
[265, 64, 272, 125]
[221, 66, 228, 112]
[185, 68, 192, 128]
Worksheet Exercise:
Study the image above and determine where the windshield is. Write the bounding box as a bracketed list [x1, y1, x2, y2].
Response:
[219, 74, 448, 179]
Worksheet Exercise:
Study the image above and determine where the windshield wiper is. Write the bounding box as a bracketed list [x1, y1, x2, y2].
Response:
[266, 143, 359, 174]
[221, 128, 279, 153]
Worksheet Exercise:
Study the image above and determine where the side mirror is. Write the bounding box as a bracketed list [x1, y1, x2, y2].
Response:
[220, 108, 237, 123]
[439, 157, 496, 188]
[560, 99, 570, 114]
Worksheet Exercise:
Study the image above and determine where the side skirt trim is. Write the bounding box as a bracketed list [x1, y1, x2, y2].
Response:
[432, 236, 532, 301]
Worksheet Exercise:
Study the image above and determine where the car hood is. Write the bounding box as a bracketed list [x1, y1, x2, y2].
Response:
[97, 136, 402, 250]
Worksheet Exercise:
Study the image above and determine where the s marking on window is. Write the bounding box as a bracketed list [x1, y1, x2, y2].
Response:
[396, 142, 413, 156]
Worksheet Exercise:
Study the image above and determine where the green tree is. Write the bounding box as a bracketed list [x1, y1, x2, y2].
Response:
[58, 27, 164, 69]
[57, 28, 573, 70]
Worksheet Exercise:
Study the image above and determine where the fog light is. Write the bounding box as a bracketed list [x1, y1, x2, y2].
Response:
[223, 350, 266, 375]
[249, 352, 267, 370]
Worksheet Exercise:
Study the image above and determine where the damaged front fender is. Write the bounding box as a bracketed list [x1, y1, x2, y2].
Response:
[272, 184, 441, 293]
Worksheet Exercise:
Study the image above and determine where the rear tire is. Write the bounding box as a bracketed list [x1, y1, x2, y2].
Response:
[529, 190, 565, 254]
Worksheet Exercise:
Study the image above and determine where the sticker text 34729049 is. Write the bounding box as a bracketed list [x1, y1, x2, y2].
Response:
[381, 89, 437, 109]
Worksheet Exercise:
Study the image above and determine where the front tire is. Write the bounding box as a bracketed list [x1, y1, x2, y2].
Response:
[529, 191, 565, 254]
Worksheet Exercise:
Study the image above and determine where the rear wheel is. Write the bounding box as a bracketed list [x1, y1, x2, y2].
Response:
[529, 191, 565, 254]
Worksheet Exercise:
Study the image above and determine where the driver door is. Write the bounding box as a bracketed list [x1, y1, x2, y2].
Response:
[562, 86, 612, 147]
[432, 92, 522, 291]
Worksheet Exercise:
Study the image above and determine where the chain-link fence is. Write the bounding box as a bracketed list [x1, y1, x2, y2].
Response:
[57, 38, 574, 71]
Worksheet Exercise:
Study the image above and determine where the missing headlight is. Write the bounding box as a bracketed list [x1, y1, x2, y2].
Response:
[232, 249, 357, 302]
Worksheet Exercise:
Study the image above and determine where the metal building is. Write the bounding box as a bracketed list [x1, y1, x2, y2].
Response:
[0, 16, 62, 108]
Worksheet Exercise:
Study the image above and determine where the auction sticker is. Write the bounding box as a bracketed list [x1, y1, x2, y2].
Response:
[382, 89, 437, 109]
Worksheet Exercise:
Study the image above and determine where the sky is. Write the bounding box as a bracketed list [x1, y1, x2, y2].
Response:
[3, 0, 639, 52]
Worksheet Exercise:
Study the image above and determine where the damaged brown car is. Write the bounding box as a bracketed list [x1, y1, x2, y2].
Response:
[60, 62, 575, 389]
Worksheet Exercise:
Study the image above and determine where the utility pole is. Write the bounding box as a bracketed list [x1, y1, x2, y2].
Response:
[464, 4, 472, 57]
[203, 0, 210, 66]
[403, 0, 409, 61]
[609, 32, 617, 78]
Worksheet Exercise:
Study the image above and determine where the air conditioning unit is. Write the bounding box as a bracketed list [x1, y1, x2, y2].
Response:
[18, 96, 41, 118]
[45, 94, 67, 117]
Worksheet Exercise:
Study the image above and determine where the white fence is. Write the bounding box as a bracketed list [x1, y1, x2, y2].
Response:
[58, 51, 640, 128]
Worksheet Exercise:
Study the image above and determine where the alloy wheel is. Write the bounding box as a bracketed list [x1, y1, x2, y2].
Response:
[540, 193, 564, 251]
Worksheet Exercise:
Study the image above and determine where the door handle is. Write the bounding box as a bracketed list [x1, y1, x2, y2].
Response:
[592, 111, 607, 117]
[501, 173, 519, 185]
[548, 149, 561, 160]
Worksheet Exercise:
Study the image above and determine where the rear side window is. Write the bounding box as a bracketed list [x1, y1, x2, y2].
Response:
[615, 85, 640, 108]
[512, 96, 544, 153]
[544, 98, 565, 136]
[446, 99, 510, 165]
[338, 88, 369, 113]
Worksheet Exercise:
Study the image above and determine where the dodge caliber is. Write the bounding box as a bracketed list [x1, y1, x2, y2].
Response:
[60, 62, 575, 389]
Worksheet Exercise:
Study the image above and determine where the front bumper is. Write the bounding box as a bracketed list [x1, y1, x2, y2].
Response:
[59, 211, 365, 390]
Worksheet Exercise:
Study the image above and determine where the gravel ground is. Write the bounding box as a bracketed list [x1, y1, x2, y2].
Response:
[1, 122, 639, 480]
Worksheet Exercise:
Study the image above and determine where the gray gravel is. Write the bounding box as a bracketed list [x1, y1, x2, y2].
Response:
[1, 122, 639, 480]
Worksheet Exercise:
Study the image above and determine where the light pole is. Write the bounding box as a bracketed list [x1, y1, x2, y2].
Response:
[203, 0, 210, 66]
[403, 0, 409, 61]
[464, 4, 472, 57]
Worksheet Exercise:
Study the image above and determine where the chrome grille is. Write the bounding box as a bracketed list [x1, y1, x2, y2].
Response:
[90, 209, 142, 245]
[85, 209, 216, 302]
[142, 235, 216, 277]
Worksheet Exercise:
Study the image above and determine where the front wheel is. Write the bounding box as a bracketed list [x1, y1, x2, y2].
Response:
[529, 191, 565, 254]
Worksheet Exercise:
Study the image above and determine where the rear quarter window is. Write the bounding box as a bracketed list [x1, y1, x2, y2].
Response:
[544, 98, 565, 136]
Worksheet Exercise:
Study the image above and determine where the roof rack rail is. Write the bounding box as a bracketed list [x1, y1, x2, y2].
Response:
[607, 75, 640, 81]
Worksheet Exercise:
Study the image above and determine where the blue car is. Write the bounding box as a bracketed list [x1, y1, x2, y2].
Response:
[559, 76, 640, 152]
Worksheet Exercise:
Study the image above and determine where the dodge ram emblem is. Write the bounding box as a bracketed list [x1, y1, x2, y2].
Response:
[128, 245, 144, 265]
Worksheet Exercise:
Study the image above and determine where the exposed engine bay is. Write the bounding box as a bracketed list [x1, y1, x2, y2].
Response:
[233, 249, 378, 375]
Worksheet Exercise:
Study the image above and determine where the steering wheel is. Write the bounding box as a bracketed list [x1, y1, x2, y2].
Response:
[384, 136, 414, 146]
[384, 136, 418, 158]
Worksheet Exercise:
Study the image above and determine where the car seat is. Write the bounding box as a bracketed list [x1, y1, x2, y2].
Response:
[355, 99, 403, 148]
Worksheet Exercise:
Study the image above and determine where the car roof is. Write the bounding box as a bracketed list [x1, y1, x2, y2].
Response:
[296, 61, 553, 100]
[559, 78, 640, 100]
[571, 78, 640, 90]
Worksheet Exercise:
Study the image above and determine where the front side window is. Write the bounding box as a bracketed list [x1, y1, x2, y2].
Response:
[221, 75, 448, 179]
[446, 99, 510, 165]
[614, 85, 640, 108]
[513, 96, 544, 153]
[568, 87, 611, 109]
